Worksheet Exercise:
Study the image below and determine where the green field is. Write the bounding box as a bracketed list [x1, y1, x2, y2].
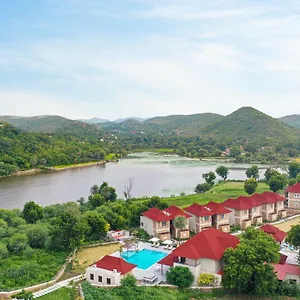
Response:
[134, 181, 271, 208]
[39, 287, 77, 300]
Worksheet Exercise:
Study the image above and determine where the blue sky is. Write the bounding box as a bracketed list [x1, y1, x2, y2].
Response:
[0, 0, 299, 119]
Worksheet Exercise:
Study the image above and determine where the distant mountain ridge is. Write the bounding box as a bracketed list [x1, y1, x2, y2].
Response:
[279, 115, 300, 129]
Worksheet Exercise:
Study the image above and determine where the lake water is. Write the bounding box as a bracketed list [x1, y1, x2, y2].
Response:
[0, 152, 279, 209]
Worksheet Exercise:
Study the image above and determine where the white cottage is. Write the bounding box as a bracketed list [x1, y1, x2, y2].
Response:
[86, 255, 136, 286]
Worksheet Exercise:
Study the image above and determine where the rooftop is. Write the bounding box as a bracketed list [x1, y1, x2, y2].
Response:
[93, 255, 136, 275]
[163, 205, 191, 219]
[273, 263, 300, 281]
[184, 203, 215, 217]
[287, 183, 300, 193]
[142, 207, 173, 222]
[223, 195, 262, 210]
[159, 227, 239, 265]
[259, 224, 287, 243]
[252, 191, 285, 205]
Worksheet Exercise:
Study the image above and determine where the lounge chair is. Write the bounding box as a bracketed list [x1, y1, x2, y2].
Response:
[155, 242, 160, 248]
[167, 244, 173, 250]
[164, 244, 169, 250]
[142, 274, 158, 284]
[151, 242, 155, 247]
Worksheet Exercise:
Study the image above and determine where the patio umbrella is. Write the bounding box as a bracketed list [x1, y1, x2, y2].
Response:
[162, 240, 173, 245]
[149, 237, 160, 243]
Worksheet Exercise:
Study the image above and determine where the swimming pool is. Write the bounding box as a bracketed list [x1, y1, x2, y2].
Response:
[121, 248, 167, 270]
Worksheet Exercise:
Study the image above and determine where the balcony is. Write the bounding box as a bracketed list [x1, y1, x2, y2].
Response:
[268, 213, 278, 222]
[242, 219, 252, 229]
[253, 216, 262, 225]
[278, 210, 287, 219]
[158, 232, 170, 241]
[219, 224, 230, 233]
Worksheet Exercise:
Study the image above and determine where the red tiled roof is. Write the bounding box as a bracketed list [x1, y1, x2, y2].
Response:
[184, 203, 215, 217]
[164, 205, 191, 219]
[204, 202, 231, 214]
[223, 195, 261, 210]
[252, 192, 285, 205]
[287, 183, 300, 193]
[259, 224, 287, 243]
[142, 207, 173, 222]
[159, 228, 239, 264]
[273, 263, 300, 281]
[94, 255, 136, 275]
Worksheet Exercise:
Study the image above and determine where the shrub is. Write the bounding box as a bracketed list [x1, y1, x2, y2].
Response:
[166, 266, 194, 289]
[7, 233, 28, 254]
[121, 274, 137, 288]
[133, 228, 150, 241]
[197, 273, 218, 286]
[194, 183, 211, 194]
[0, 243, 8, 259]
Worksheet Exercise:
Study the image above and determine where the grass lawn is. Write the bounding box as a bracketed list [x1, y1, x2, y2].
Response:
[39, 287, 78, 300]
[274, 217, 300, 232]
[53, 162, 98, 169]
[134, 181, 271, 208]
[72, 243, 120, 273]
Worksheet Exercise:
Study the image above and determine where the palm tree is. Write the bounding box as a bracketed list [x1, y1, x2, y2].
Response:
[173, 215, 187, 245]
[90, 184, 99, 195]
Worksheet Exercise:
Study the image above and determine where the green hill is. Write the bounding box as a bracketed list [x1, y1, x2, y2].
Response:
[0, 115, 102, 140]
[201, 107, 300, 144]
[145, 113, 224, 133]
[279, 115, 300, 129]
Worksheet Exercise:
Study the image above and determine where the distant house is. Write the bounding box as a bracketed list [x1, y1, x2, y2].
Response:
[223, 196, 263, 229]
[86, 255, 136, 286]
[158, 227, 239, 286]
[184, 202, 231, 233]
[253, 192, 287, 221]
[140, 207, 172, 241]
[163, 205, 191, 239]
[259, 224, 287, 244]
[287, 183, 300, 209]
[273, 255, 300, 283]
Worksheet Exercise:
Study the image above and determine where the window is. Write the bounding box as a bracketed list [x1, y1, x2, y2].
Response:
[98, 276, 102, 282]
[90, 274, 94, 280]
[162, 221, 167, 226]
[220, 214, 225, 219]
[244, 210, 248, 215]
[107, 278, 111, 285]
[204, 216, 209, 221]
[253, 207, 256, 212]
[295, 193, 300, 198]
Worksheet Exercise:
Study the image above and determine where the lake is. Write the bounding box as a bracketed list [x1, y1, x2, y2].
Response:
[0, 152, 279, 209]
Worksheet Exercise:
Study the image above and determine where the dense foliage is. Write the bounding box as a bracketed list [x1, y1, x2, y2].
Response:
[0, 123, 123, 176]
[223, 227, 280, 296]
[166, 266, 194, 289]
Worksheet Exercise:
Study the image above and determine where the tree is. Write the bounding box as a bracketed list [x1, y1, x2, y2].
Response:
[222, 227, 280, 296]
[264, 169, 281, 183]
[90, 184, 99, 195]
[173, 215, 187, 245]
[22, 201, 43, 224]
[26, 224, 49, 248]
[230, 146, 241, 157]
[166, 266, 194, 289]
[216, 165, 229, 181]
[99, 182, 117, 202]
[123, 177, 134, 200]
[268, 175, 286, 192]
[83, 211, 110, 241]
[286, 224, 300, 264]
[88, 194, 105, 209]
[202, 172, 216, 185]
[0, 243, 9, 259]
[121, 274, 137, 288]
[288, 178, 297, 186]
[244, 144, 257, 154]
[297, 173, 300, 183]
[246, 165, 259, 180]
[195, 183, 211, 194]
[7, 233, 29, 254]
[244, 178, 258, 195]
[288, 162, 300, 178]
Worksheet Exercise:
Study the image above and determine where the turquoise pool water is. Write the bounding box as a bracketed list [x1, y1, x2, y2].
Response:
[121, 248, 167, 270]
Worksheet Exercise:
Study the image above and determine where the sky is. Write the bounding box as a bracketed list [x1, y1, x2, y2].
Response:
[0, 0, 300, 120]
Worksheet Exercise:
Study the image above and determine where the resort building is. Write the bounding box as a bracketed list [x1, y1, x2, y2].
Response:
[158, 227, 239, 286]
[273, 255, 300, 283]
[253, 192, 287, 221]
[86, 255, 136, 286]
[163, 205, 191, 239]
[287, 183, 300, 209]
[223, 196, 263, 229]
[140, 207, 172, 240]
[259, 224, 287, 244]
[184, 202, 231, 233]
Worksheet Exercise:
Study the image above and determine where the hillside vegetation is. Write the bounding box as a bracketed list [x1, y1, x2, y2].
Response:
[0, 123, 112, 176]
[0, 115, 102, 140]
[279, 114, 300, 129]
[201, 107, 300, 144]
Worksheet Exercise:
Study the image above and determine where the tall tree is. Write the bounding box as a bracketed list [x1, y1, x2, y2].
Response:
[268, 174, 286, 192]
[264, 169, 281, 183]
[83, 211, 110, 241]
[223, 227, 280, 296]
[123, 177, 134, 200]
[202, 172, 216, 185]
[244, 178, 258, 195]
[216, 165, 229, 181]
[99, 182, 117, 202]
[22, 201, 43, 224]
[173, 215, 187, 245]
[286, 225, 300, 264]
[288, 162, 300, 178]
[246, 165, 259, 180]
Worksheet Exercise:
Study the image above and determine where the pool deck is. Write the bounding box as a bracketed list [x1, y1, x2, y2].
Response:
[111, 242, 172, 284]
